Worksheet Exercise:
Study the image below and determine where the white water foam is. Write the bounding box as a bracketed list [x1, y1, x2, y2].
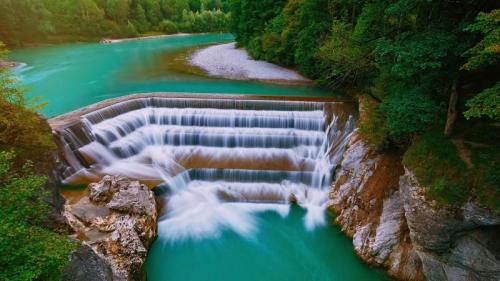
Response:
[61, 99, 354, 241]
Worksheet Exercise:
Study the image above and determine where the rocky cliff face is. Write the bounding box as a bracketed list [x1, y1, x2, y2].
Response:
[329, 132, 500, 281]
[63, 176, 158, 281]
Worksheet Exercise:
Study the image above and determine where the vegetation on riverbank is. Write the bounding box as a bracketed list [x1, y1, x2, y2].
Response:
[0, 0, 231, 47]
[0, 45, 76, 280]
[230, 0, 499, 211]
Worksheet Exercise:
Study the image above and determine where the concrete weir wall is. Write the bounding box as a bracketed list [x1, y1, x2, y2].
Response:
[49, 92, 355, 184]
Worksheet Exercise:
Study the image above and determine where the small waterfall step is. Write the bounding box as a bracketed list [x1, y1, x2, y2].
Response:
[52, 95, 355, 191]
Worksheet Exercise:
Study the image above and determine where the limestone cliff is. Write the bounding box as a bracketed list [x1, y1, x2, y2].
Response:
[63, 176, 158, 281]
[329, 133, 500, 281]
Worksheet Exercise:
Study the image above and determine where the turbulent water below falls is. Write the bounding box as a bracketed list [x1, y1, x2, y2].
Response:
[12, 34, 390, 280]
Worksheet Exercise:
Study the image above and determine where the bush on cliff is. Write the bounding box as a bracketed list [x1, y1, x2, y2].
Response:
[0, 44, 56, 172]
[0, 44, 76, 281]
[403, 131, 499, 212]
[0, 151, 77, 281]
[403, 132, 469, 205]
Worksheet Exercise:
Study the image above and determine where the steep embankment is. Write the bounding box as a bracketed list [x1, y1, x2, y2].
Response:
[330, 115, 500, 280]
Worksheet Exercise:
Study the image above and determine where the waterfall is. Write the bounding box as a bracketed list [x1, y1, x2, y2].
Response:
[55, 97, 355, 241]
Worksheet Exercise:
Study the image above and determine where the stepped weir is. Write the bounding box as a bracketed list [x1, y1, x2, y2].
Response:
[51, 93, 356, 239]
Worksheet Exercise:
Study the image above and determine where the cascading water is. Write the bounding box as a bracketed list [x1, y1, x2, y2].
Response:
[57, 96, 355, 241]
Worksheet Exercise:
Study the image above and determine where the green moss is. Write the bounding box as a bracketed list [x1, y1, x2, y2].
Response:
[470, 145, 500, 212]
[403, 130, 500, 212]
[358, 97, 390, 151]
[403, 131, 469, 205]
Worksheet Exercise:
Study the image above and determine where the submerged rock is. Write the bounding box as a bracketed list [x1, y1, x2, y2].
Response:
[329, 131, 500, 281]
[64, 176, 158, 281]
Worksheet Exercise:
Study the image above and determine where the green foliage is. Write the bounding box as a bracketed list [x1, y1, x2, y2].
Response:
[462, 9, 500, 72]
[177, 9, 229, 33]
[0, 44, 56, 170]
[462, 9, 500, 122]
[0, 0, 230, 46]
[159, 20, 179, 34]
[380, 88, 441, 140]
[0, 151, 77, 281]
[403, 132, 469, 205]
[404, 130, 500, 212]
[469, 144, 500, 212]
[0, 45, 76, 281]
[464, 83, 500, 121]
[358, 97, 389, 151]
[318, 20, 374, 88]
[231, 0, 499, 209]
[231, 0, 499, 141]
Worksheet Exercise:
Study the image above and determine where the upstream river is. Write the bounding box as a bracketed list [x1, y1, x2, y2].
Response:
[11, 33, 331, 117]
[10, 33, 389, 281]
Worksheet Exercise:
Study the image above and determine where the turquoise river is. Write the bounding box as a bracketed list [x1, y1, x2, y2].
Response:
[10, 33, 390, 281]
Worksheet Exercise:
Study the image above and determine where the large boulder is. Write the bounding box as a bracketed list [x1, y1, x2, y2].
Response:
[64, 176, 158, 281]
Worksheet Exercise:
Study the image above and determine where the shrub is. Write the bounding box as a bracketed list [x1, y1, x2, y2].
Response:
[0, 44, 56, 172]
[380, 88, 441, 142]
[159, 20, 178, 34]
[0, 151, 77, 281]
[358, 97, 389, 151]
[403, 132, 469, 205]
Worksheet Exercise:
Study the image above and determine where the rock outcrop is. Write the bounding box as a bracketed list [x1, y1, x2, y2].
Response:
[63, 176, 158, 281]
[329, 132, 500, 281]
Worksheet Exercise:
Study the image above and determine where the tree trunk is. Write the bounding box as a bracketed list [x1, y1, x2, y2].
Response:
[444, 76, 461, 136]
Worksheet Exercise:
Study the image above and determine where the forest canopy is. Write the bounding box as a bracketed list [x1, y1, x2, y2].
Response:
[0, 0, 231, 46]
[230, 0, 499, 211]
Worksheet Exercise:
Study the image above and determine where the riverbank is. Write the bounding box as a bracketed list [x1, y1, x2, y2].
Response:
[189, 43, 312, 85]
[0, 60, 21, 69]
[100, 33, 193, 44]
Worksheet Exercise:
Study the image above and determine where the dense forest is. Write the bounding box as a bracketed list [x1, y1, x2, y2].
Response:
[230, 0, 499, 211]
[0, 0, 231, 46]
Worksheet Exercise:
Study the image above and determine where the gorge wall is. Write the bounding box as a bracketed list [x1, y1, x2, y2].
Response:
[330, 132, 500, 281]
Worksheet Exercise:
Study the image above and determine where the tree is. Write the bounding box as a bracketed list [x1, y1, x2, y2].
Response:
[160, 0, 189, 21]
[131, 3, 150, 32]
[462, 9, 500, 122]
[142, 0, 162, 26]
[105, 0, 130, 23]
[0, 0, 54, 45]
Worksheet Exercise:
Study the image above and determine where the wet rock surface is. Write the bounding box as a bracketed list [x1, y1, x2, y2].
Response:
[64, 176, 158, 281]
[330, 132, 500, 281]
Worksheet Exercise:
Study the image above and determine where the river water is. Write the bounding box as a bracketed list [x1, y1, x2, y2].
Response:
[10, 33, 389, 281]
[10, 33, 331, 117]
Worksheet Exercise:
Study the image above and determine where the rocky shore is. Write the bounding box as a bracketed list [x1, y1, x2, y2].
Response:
[329, 132, 500, 281]
[0, 60, 21, 69]
[189, 42, 311, 84]
[63, 176, 158, 281]
[101, 33, 190, 44]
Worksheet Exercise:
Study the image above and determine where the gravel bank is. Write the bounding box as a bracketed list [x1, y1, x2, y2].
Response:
[189, 43, 310, 83]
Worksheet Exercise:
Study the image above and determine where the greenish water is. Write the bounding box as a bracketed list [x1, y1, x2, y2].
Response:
[12, 34, 389, 281]
[10, 33, 332, 117]
[147, 207, 389, 281]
